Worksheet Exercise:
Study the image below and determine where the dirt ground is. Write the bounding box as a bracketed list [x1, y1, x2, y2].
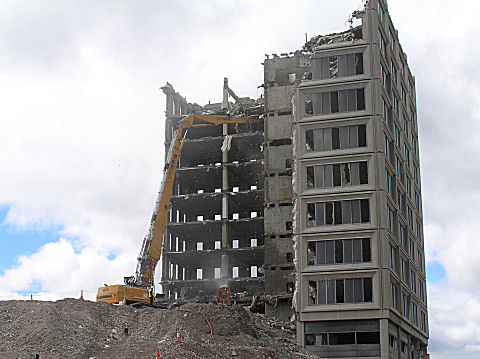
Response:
[0, 298, 320, 359]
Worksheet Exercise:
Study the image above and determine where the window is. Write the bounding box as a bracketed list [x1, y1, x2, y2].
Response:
[214, 267, 221, 279]
[392, 92, 399, 116]
[378, 5, 384, 24]
[413, 165, 418, 184]
[402, 292, 409, 317]
[386, 170, 394, 198]
[388, 206, 395, 233]
[411, 134, 417, 154]
[251, 238, 257, 247]
[409, 238, 415, 258]
[389, 334, 398, 349]
[232, 266, 239, 278]
[408, 207, 413, 228]
[390, 244, 397, 270]
[391, 282, 398, 308]
[419, 280, 425, 301]
[397, 190, 404, 214]
[410, 269, 416, 293]
[309, 88, 365, 115]
[404, 145, 410, 167]
[215, 241, 221, 249]
[391, 61, 397, 86]
[416, 221, 422, 241]
[196, 268, 203, 280]
[402, 87, 407, 106]
[379, 31, 386, 57]
[312, 53, 364, 80]
[250, 265, 258, 278]
[196, 242, 204, 251]
[307, 199, 370, 227]
[400, 224, 407, 248]
[389, 29, 395, 51]
[313, 277, 373, 304]
[415, 192, 420, 210]
[305, 124, 366, 152]
[421, 311, 427, 332]
[394, 125, 400, 146]
[406, 176, 412, 198]
[395, 155, 402, 180]
[401, 259, 408, 282]
[306, 161, 368, 189]
[384, 134, 392, 162]
[412, 302, 418, 325]
[232, 239, 239, 248]
[383, 97, 389, 125]
[308, 238, 371, 265]
[381, 64, 387, 88]
[306, 331, 380, 346]
[417, 250, 423, 271]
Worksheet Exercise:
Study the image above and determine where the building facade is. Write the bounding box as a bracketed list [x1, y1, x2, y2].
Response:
[292, 0, 429, 358]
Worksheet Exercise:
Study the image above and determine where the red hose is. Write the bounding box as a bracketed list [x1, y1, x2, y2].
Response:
[176, 308, 213, 345]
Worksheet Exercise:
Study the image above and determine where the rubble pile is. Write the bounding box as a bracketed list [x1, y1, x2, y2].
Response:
[0, 299, 320, 359]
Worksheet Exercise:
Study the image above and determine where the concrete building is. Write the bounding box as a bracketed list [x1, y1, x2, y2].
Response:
[160, 0, 428, 357]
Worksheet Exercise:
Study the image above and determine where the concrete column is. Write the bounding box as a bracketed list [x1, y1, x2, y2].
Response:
[380, 318, 389, 359]
[166, 95, 174, 116]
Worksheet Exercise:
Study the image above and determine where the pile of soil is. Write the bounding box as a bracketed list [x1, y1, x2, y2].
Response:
[0, 299, 319, 359]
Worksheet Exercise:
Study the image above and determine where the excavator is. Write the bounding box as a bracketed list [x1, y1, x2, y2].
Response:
[96, 113, 255, 305]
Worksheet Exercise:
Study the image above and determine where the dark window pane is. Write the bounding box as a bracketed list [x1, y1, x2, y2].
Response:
[335, 240, 343, 263]
[338, 55, 347, 77]
[307, 167, 315, 188]
[317, 241, 326, 264]
[361, 199, 370, 223]
[357, 332, 380, 344]
[325, 202, 333, 225]
[334, 201, 342, 224]
[306, 130, 314, 151]
[362, 238, 371, 262]
[356, 88, 365, 110]
[329, 332, 355, 345]
[359, 161, 368, 184]
[358, 124, 367, 147]
[308, 281, 317, 304]
[333, 164, 341, 186]
[307, 203, 316, 227]
[342, 163, 351, 185]
[307, 242, 316, 265]
[326, 240, 334, 264]
[305, 334, 315, 346]
[322, 92, 330, 115]
[332, 127, 340, 149]
[363, 277, 373, 302]
[331, 91, 339, 113]
[336, 279, 345, 303]
[355, 53, 364, 75]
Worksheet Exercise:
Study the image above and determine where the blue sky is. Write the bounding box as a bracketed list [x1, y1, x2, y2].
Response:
[0, 0, 479, 358]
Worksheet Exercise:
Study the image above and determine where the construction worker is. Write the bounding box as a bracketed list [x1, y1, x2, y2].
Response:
[148, 286, 154, 307]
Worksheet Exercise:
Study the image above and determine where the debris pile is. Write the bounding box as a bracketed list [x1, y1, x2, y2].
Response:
[0, 299, 320, 359]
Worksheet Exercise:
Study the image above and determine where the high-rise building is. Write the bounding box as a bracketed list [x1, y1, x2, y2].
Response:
[160, 0, 428, 357]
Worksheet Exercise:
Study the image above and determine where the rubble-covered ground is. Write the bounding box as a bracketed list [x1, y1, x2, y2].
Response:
[0, 299, 320, 359]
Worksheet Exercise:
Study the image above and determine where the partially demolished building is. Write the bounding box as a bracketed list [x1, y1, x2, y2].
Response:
[160, 0, 429, 358]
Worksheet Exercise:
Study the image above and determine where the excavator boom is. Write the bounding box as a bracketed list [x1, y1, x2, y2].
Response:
[98, 114, 255, 303]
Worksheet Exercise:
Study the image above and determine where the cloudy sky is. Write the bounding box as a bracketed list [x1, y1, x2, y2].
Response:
[0, 0, 479, 357]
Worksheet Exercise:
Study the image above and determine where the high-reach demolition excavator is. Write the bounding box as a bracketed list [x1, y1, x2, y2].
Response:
[96, 114, 255, 304]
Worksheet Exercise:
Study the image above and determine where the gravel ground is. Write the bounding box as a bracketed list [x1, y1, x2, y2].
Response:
[0, 299, 320, 359]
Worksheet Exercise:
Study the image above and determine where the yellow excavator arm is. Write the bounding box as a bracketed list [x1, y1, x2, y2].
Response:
[129, 114, 255, 288]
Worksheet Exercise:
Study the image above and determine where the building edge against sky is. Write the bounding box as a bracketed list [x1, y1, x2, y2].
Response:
[159, 0, 428, 357]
